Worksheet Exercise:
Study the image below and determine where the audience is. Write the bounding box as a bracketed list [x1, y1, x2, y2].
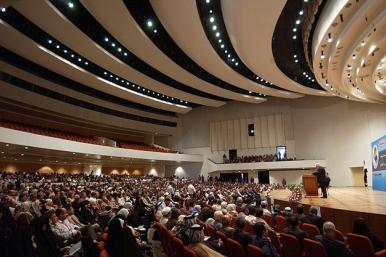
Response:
[315, 222, 354, 257]
[0, 171, 383, 257]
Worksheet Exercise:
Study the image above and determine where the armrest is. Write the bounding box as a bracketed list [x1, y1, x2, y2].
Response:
[375, 249, 386, 257]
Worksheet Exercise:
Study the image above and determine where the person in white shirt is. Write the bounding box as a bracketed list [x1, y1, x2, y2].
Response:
[51, 208, 79, 241]
[261, 201, 271, 216]
[160, 207, 171, 225]
[187, 183, 196, 196]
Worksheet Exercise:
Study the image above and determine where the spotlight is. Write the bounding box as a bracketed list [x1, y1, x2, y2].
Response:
[153, 29, 157, 33]
[296, 20, 300, 25]
[293, 35, 297, 39]
[221, 44, 224, 48]
[299, 10, 304, 15]
[104, 37, 109, 42]
[235, 62, 239, 66]
[212, 25, 217, 30]
[48, 39, 52, 44]
[68, 2, 74, 8]
[294, 54, 297, 58]
[111, 43, 115, 47]
[216, 32, 220, 37]
[295, 59, 299, 63]
[118, 47, 122, 52]
[56, 45, 60, 49]
[209, 17, 215, 23]
[293, 28, 297, 32]
[147, 20, 153, 27]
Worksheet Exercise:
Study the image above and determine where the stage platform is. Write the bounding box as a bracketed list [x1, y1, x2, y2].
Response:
[269, 187, 386, 242]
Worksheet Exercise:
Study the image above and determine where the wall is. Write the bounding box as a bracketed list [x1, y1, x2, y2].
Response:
[0, 162, 84, 174]
[102, 166, 144, 176]
[174, 96, 386, 186]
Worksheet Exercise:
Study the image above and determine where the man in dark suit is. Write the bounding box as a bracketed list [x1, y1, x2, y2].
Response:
[303, 206, 324, 233]
[283, 215, 308, 249]
[315, 222, 354, 257]
[232, 215, 255, 253]
[313, 164, 328, 198]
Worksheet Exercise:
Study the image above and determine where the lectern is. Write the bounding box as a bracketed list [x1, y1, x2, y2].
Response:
[303, 174, 318, 197]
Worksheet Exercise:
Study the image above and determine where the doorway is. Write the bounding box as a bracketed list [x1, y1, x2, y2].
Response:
[258, 170, 270, 184]
[350, 167, 364, 187]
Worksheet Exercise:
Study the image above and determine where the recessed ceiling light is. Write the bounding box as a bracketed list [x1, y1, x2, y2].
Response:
[209, 10, 213, 14]
[293, 28, 297, 32]
[1, 7, 6, 12]
[294, 59, 299, 63]
[71, 54, 74, 58]
[5, 144, 9, 147]
[218, 39, 222, 43]
[118, 48, 122, 52]
[212, 25, 217, 31]
[328, 38, 333, 43]
[296, 20, 300, 25]
[352, 54, 356, 59]
[303, 72, 306, 75]
[249, 91, 252, 93]
[64, 49, 68, 53]
[235, 62, 239, 66]
[293, 35, 297, 39]
[321, 55, 325, 59]
[68, 2, 74, 8]
[206, 0, 210, 3]
[304, 0, 308, 2]
[124, 52, 128, 56]
[294, 54, 297, 58]
[56, 45, 60, 49]
[209, 17, 215, 23]
[361, 41, 365, 46]
[24, 146, 28, 149]
[48, 39, 52, 44]
[104, 37, 109, 42]
[147, 20, 153, 27]
[111, 43, 115, 47]
[153, 29, 157, 33]
[231, 58, 235, 62]
[85, 61, 88, 65]
[220, 44, 224, 48]
[227, 54, 231, 58]
[299, 10, 304, 15]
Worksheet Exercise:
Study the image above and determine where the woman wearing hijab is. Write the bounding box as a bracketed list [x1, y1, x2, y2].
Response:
[352, 217, 385, 251]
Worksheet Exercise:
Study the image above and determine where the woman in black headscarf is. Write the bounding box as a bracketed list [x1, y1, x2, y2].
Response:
[352, 217, 385, 251]
[106, 217, 144, 257]
[13, 212, 36, 257]
[0, 203, 18, 257]
[32, 210, 62, 257]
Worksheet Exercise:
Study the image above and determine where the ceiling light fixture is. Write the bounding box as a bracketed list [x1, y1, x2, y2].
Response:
[67, 2, 74, 8]
[296, 20, 300, 25]
[293, 35, 297, 39]
[147, 20, 153, 27]
[1, 7, 6, 12]
[299, 10, 304, 15]
[212, 25, 217, 30]
[209, 17, 215, 23]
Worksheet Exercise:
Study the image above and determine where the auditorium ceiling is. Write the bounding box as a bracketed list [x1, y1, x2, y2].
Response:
[0, 0, 385, 132]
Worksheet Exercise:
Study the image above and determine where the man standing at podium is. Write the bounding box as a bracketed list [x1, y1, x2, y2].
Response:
[313, 163, 328, 198]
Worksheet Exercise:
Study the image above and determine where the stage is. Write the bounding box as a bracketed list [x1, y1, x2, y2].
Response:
[269, 187, 386, 242]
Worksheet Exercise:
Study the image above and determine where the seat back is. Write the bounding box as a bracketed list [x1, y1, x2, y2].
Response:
[275, 215, 287, 233]
[347, 233, 374, 257]
[280, 233, 303, 257]
[304, 238, 328, 257]
[245, 221, 255, 234]
[247, 244, 263, 257]
[173, 237, 185, 257]
[207, 224, 217, 238]
[227, 238, 247, 257]
[216, 231, 229, 256]
[334, 229, 345, 243]
[268, 229, 282, 255]
[183, 246, 198, 257]
[263, 215, 274, 228]
[301, 223, 321, 239]
[99, 249, 109, 257]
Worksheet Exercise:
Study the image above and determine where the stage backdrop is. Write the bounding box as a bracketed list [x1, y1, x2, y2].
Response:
[372, 135, 386, 191]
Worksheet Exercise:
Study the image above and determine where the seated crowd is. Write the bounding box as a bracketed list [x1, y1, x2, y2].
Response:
[223, 154, 297, 164]
[0, 171, 385, 257]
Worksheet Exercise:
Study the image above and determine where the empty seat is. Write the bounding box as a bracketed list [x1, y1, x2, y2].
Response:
[263, 215, 275, 228]
[301, 223, 321, 239]
[275, 215, 287, 233]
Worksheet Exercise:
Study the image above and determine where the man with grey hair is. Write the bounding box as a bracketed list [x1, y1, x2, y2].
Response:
[315, 222, 354, 257]
[232, 215, 254, 252]
[303, 206, 324, 233]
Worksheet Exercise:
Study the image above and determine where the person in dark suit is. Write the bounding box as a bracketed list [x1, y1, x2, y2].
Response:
[315, 222, 354, 257]
[232, 215, 255, 253]
[283, 216, 308, 249]
[302, 206, 324, 234]
[313, 164, 328, 198]
[352, 217, 385, 251]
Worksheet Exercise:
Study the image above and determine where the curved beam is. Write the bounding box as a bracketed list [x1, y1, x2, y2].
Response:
[150, 0, 300, 100]
[221, 0, 328, 96]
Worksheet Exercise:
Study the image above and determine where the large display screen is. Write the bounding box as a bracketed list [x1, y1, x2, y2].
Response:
[276, 145, 287, 161]
[372, 135, 386, 191]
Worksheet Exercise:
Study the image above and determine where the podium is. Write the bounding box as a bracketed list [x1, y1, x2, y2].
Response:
[303, 174, 318, 197]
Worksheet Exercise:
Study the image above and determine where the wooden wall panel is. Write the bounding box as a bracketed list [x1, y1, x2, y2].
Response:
[240, 119, 248, 149]
[268, 115, 276, 147]
[210, 122, 217, 151]
[215, 122, 222, 151]
[221, 121, 228, 150]
[254, 117, 262, 147]
[275, 114, 285, 145]
[227, 120, 234, 149]
[261, 116, 269, 147]
[233, 120, 241, 149]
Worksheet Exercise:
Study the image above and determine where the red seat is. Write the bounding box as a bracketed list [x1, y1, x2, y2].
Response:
[101, 232, 108, 242]
[347, 233, 386, 257]
[280, 233, 304, 257]
[245, 221, 255, 234]
[247, 244, 263, 257]
[216, 231, 229, 256]
[183, 246, 198, 257]
[268, 229, 282, 255]
[172, 237, 185, 257]
[206, 224, 217, 238]
[303, 238, 328, 257]
[227, 238, 247, 257]
[301, 223, 321, 239]
[334, 229, 345, 243]
[275, 215, 287, 233]
[97, 241, 106, 250]
[263, 215, 274, 228]
[99, 249, 109, 257]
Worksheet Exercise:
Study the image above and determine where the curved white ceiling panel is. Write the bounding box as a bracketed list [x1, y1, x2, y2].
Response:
[220, 0, 328, 96]
[0, 20, 190, 113]
[150, 0, 301, 100]
[12, 0, 220, 107]
[80, 0, 260, 105]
